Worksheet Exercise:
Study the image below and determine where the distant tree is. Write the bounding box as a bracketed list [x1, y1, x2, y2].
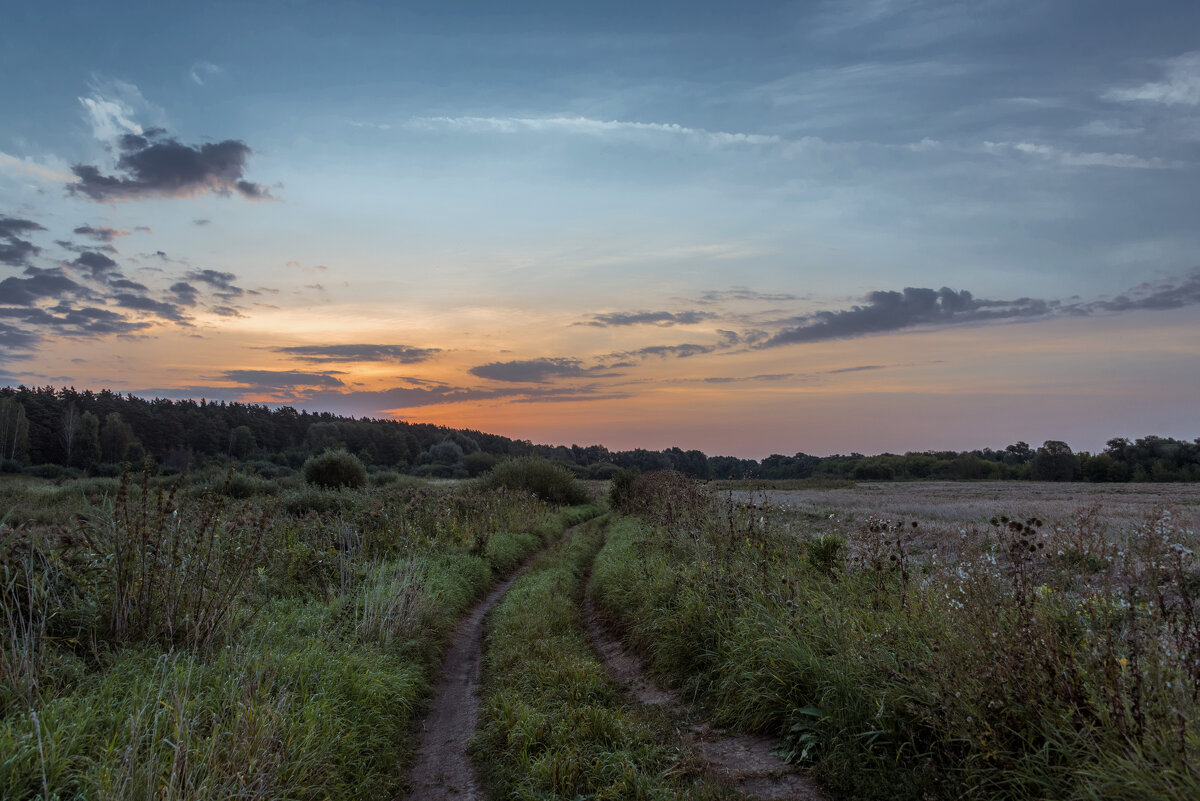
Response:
[229, 425, 256, 459]
[76, 411, 102, 468]
[60, 402, 81, 465]
[1032, 440, 1079, 482]
[0, 398, 30, 462]
[100, 412, 136, 463]
[1003, 441, 1034, 465]
[429, 439, 465, 466]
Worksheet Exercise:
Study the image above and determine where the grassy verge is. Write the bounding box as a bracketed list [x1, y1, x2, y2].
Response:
[0, 465, 599, 800]
[474, 517, 729, 801]
[592, 473, 1200, 801]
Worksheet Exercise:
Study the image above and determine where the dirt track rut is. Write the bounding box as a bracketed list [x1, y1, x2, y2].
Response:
[583, 564, 827, 801]
[403, 540, 559, 800]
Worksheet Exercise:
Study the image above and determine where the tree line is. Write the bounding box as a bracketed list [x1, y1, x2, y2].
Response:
[0, 385, 1196, 482]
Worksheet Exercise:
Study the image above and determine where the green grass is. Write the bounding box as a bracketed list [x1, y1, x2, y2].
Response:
[591, 473, 1200, 800]
[474, 517, 731, 801]
[1, 466, 601, 800]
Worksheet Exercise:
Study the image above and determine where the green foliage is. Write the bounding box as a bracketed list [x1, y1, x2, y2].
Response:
[475, 520, 712, 800]
[482, 456, 591, 505]
[0, 466, 578, 798]
[592, 492, 1200, 801]
[302, 449, 368, 489]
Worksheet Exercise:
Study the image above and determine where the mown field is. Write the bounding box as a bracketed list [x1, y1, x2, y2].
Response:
[4, 462, 1197, 800]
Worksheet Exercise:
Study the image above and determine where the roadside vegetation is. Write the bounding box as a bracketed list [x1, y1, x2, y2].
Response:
[0, 458, 597, 799]
[593, 471, 1200, 800]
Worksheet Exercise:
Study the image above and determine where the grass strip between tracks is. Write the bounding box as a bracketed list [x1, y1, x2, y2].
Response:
[474, 516, 734, 801]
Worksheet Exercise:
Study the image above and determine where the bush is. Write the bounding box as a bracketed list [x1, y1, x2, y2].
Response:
[23, 463, 66, 480]
[0, 458, 22, 474]
[88, 462, 125, 478]
[480, 456, 590, 505]
[302, 450, 368, 490]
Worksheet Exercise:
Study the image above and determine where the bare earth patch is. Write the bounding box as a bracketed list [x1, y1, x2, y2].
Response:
[583, 569, 827, 801]
[404, 537, 564, 800]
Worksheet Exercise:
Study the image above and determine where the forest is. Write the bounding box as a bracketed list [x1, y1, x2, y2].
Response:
[1, 384, 1198, 483]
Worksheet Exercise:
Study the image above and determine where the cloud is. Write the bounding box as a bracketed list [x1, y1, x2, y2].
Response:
[185, 269, 243, 298]
[0, 320, 41, 351]
[169, 281, 199, 305]
[981, 141, 1180, 169]
[70, 130, 271, 201]
[73, 225, 129, 242]
[757, 271, 1200, 349]
[585, 310, 715, 327]
[78, 79, 147, 141]
[0, 152, 78, 184]
[189, 60, 223, 86]
[274, 344, 442, 363]
[695, 288, 800, 304]
[0, 216, 45, 267]
[1076, 269, 1200, 314]
[469, 357, 597, 383]
[1105, 51, 1200, 106]
[760, 285, 1052, 348]
[0, 268, 90, 306]
[71, 251, 119, 279]
[827, 364, 886, 374]
[622, 343, 714, 359]
[411, 115, 780, 147]
[221, 370, 346, 391]
[112, 293, 188, 321]
[701, 373, 796, 384]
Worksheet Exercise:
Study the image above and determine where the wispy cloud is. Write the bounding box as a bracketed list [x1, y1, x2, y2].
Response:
[273, 344, 441, 364]
[584, 310, 715, 327]
[469, 357, 618, 383]
[410, 115, 780, 147]
[981, 140, 1181, 169]
[1105, 51, 1200, 106]
[188, 60, 223, 86]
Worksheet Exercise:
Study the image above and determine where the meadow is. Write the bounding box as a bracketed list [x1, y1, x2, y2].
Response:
[3, 462, 1197, 800]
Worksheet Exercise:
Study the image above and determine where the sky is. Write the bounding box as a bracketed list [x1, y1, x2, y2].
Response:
[1, 0, 1198, 458]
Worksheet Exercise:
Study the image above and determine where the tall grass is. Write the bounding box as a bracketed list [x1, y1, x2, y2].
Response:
[0, 467, 596, 799]
[592, 471, 1200, 800]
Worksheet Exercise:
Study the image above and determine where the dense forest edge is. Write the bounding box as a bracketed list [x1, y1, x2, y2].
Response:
[1, 384, 1197, 483]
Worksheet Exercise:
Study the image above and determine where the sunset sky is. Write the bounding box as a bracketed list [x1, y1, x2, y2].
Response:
[2, 0, 1198, 458]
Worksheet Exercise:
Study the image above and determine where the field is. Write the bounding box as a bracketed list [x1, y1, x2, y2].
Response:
[3, 467, 1197, 800]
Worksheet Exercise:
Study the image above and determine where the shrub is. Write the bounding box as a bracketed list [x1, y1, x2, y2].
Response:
[302, 450, 367, 490]
[480, 456, 590, 505]
[23, 464, 65, 480]
[0, 458, 22, 474]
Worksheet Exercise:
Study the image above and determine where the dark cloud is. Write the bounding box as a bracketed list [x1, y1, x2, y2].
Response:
[209, 306, 243, 317]
[69, 131, 271, 202]
[625, 343, 714, 359]
[193, 219, 211, 226]
[469, 357, 595, 383]
[112, 293, 188, 321]
[41, 306, 151, 337]
[0, 268, 89, 306]
[169, 282, 199, 305]
[760, 286, 1052, 348]
[0, 320, 41, 351]
[1076, 269, 1200, 314]
[186, 269, 243, 298]
[73, 225, 128, 242]
[71, 250, 119, 279]
[222, 370, 346, 391]
[274, 344, 442, 364]
[0, 216, 45, 267]
[827, 364, 885, 374]
[586, 310, 715, 327]
[110, 278, 149, 292]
